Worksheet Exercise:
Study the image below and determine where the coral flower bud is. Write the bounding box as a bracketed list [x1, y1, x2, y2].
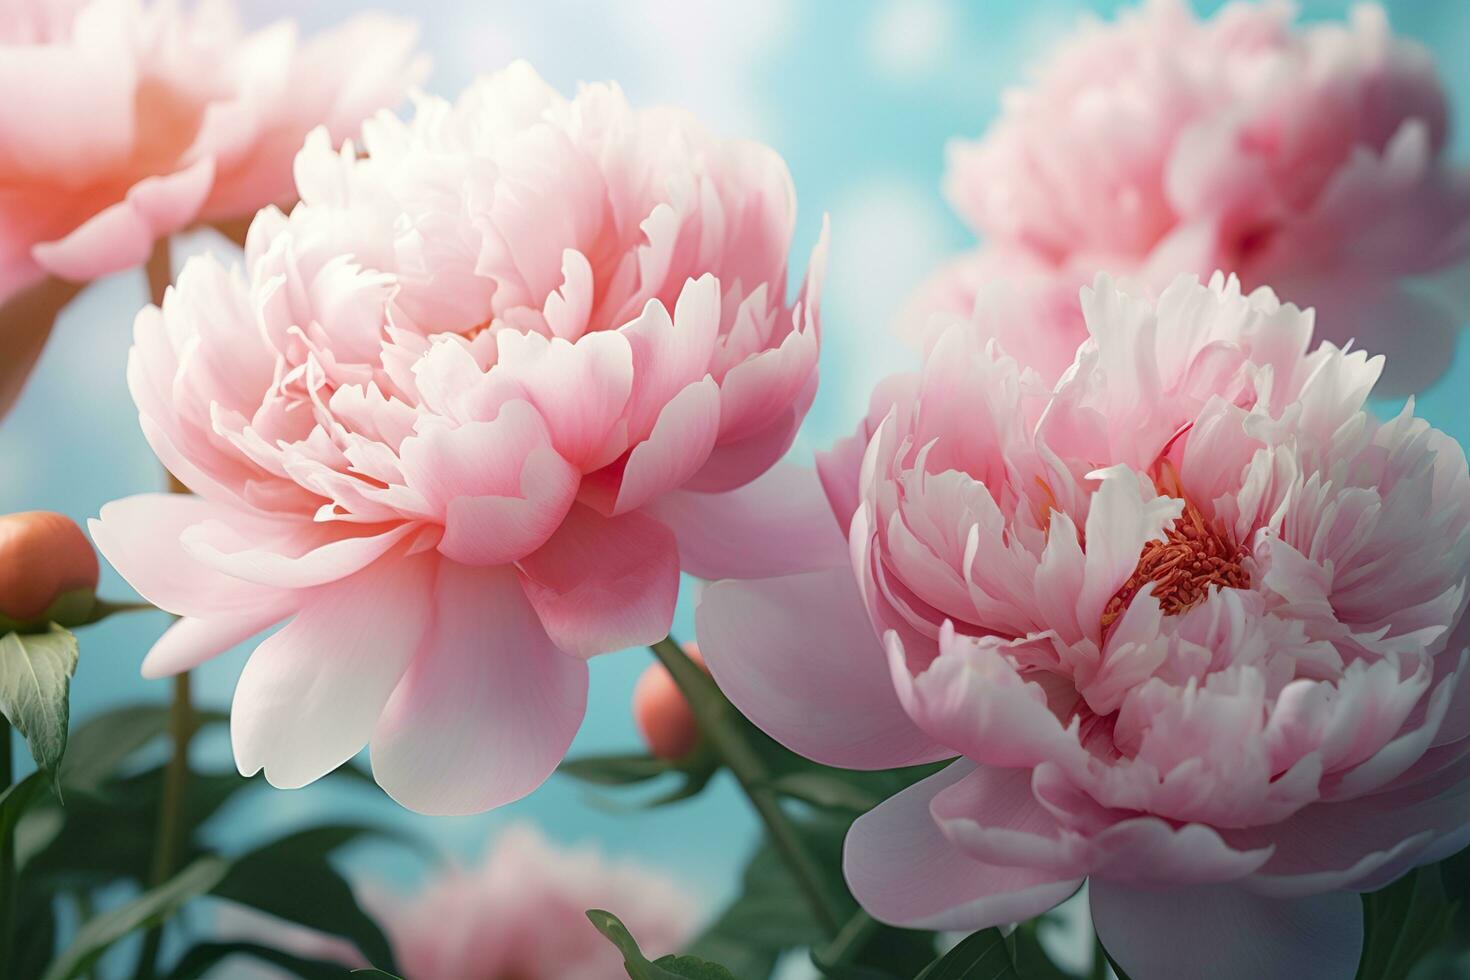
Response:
[0, 511, 99, 629]
[634, 645, 705, 760]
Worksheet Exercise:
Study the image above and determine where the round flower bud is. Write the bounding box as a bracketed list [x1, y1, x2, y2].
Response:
[633, 645, 705, 760]
[0, 511, 99, 630]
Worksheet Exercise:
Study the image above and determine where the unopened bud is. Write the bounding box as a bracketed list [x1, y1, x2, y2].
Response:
[0, 511, 98, 631]
[633, 644, 705, 760]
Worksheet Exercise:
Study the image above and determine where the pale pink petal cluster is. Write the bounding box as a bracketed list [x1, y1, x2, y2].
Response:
[0, 0, 425, 417]
[700, 273, 1470, 980]
[214, 824, 698, 980]
[906, 0, 1470, 393]
[92, 61, 833, 815]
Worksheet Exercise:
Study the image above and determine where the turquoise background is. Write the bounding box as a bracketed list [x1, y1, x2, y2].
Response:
[3, 2, 1468, 975]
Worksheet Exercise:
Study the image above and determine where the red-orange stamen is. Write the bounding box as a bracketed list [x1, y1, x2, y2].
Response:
[1100, 495, 1249, 633]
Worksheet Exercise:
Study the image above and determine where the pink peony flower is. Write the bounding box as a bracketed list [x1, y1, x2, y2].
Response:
[700, 273, 1470, 979]
[91, 61, 835, 815]
[213, 824, 699, 980]
[906, 0, 1470, 393]
[384, 825, 698, 980]
[0, 0, 426, 415]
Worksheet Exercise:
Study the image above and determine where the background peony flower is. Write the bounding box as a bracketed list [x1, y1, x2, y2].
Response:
[91, 61, 837, 815]
[905, 0, 1470, 393]
[700, 273, 1470, 980]
[0, 0, 426, 417]
[211, 824, 698, 980]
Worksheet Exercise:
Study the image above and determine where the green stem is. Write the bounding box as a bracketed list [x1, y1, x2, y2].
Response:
[0, 717, 14, 974]
[135, 239, 192, 980]
[812, 909, 881, 973]
[648, 637, 841, 938]
[136, 671, 193, 977]
[78, 599, 156, 627]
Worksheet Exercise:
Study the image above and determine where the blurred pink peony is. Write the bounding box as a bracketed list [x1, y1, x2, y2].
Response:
[214, 824, 699, 980]
[700, 273, 1470, 979]
[91, 61, 835, 814]
[907, 0, 1470, 393]
[385, 825, 698, 980]
[0, 0, 426, 415]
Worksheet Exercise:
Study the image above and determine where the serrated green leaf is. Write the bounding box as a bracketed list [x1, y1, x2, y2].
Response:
[42, 856, 230, 980]
[164, 941, 356, 979]
[213, 825, 406, 974]
[1359, 866, 1457, 980]
[915, 928, 1019, 980]
[0, 625, 78, 789]
[588, 909, 738, 980]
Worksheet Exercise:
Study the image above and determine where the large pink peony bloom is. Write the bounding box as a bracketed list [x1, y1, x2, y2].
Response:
[906, 0, 1470, 393]
[700, 273, 1470, 979]
[91, 61, 833, 815]
[0, 0, 426, 414]
[215, 824, 699, 980]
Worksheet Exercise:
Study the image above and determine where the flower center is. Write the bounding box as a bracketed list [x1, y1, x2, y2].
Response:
[1100, 497, 1249, 633]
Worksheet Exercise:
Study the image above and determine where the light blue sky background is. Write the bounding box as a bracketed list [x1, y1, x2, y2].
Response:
[4, 0, 1469, 973]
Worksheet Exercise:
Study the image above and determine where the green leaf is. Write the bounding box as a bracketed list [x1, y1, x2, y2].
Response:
[1407, 947, 1470, 979]
[21, 767, 247, 887]
[1102, 945, 1134, 980]
[42, 856, 230, 980]
[164, 941, 357, 979]
[0, 625, 79, 789]
[351, 971, 405, 979]
[559, 753, 679, 786]
[60, 703, 226, 794]
[1007, 918, 1076, 980]
[0, 770, 48, 843]
[767, 771, 885, 812]
[915, 929, 1019, 980]
[686, 815, 861, 978]
[588, 909, 738, 980]
[212, 825, 405, 974]
[13, 883, 57, 980]
[766, 762, 950, 815]
[1359, 866, 1457, 980]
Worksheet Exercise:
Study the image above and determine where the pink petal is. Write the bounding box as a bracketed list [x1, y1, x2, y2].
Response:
[697, 566, 950, 770]
[90, 494, 291, 619]
[231, 552, 435, 789]
[517, 505, 679, 658]
[890, 624, 1084, 770]
[610, 376, 721, 515]
[644, 462, 848, 580]
[491, 328, 633, 468]
[370, 562, 589, 815]
[845, 761, 1082, 930]
[619, 276, 721, 442]
[142, 606, 294, 680]
[1091, 881, 1363, 980]
[180, 518, 417, 590]
[398, 401, 581, 566]
[32, 159, 215, 282]
[682, 386, 810, 494]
